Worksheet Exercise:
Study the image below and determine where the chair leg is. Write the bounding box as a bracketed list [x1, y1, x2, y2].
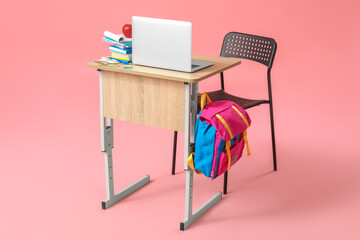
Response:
[172, 131, 178, 175]
[223, 171, 228, 194]
[269, 102, 277, 171]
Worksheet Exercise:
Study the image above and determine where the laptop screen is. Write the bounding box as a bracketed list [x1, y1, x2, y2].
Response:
[132, 16, 192, 72]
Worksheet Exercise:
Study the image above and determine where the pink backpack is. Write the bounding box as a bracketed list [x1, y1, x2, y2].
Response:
[188, 93, 251, 179]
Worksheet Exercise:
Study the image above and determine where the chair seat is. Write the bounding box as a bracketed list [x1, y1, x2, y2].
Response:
[197, 90, 269, 110]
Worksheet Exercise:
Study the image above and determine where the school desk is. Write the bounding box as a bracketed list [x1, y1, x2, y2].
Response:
[87, 54, 241, 230]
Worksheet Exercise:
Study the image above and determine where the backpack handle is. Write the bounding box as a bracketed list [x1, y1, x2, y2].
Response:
[200, 92, 212, 110]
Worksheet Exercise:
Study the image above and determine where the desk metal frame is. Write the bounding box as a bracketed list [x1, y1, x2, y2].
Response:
[90, 54, 241, 230]
[99, 71, 150, 209]
[180, 82, 222, 230]
[98, 71, 221, 230]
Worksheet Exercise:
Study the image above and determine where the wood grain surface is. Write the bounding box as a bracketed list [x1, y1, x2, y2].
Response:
[88, 54, 241, 83]
[102, 71, 185, 131]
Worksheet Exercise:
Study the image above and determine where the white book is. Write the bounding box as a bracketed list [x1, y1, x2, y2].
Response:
[104, 31, 132, 42]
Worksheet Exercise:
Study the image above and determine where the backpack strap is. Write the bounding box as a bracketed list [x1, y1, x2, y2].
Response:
[189, 92, 212, 174]
[225, 140, 232, 170]
[231, 105, 251, 156]
[200, 92, 212, 110]
[231, 105, 250, 128]
[215, 108, 251, 171]
[215, 113, 234, 139]
[215, 113, 233, 170]
[187, 152, 202, 174]
[243, 130, 250, 156]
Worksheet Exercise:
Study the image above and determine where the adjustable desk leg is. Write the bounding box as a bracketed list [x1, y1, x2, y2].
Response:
[180, 83, 222, 231]
[98, 70, 150, 209]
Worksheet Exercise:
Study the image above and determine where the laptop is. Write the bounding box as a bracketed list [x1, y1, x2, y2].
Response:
[132, 16, 213, 72]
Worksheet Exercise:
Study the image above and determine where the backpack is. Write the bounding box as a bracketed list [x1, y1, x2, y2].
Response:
[188, 93, 251, 179]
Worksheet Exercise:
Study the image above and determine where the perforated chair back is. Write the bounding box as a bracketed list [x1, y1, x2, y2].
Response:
[220, 32, 277, 69]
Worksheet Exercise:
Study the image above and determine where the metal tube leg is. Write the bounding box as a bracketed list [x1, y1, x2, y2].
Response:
[223, 171, 228, 194]
[183, 83, 191, 171]
[104, 127, 114, 199]
[267, 70, 277, 171]
[105, 151, 114, 198]
[180, 83, 222, 231]
[172, 131, 178, 175]
[269, 102, 277, 171]
[183, 83, 193, 219]
[190, 83, 197, 144]
[184, 169, 194, 220]
[99, 70, 150, 210]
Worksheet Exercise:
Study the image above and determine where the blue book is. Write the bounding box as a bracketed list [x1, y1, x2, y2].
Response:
[109, 45, 132, 54]
[103, 36, 118, 43]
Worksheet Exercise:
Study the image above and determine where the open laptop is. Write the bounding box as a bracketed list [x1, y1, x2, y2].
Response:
[132, 16, 213, 72]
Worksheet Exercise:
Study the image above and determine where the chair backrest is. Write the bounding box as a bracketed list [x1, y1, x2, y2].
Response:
[220, 32, 277, 69]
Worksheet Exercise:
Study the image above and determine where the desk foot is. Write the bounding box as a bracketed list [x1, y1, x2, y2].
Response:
[180, 191, 222, 230]
[102, 175, 150, 209]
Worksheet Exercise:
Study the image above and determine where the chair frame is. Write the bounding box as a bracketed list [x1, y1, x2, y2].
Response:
[172, 32, 278, 194]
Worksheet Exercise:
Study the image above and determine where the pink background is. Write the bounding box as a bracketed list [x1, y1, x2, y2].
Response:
[1, 0, 360, 239]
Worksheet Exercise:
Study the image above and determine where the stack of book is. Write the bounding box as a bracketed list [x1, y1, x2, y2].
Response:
[103, 31, 132, 65]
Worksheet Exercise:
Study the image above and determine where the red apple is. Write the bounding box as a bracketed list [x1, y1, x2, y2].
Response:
[122, 24, 132, 38]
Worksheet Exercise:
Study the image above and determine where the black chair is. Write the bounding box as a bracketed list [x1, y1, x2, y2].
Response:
[172, 32, 277, 194]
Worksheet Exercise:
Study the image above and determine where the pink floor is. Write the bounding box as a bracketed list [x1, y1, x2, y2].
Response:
[1, 0, 360, 239]
[1, 98, 360, 239]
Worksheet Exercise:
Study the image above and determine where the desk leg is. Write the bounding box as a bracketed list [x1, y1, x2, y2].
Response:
[180, 83, 222, 231]
[99, 70, 150, 210]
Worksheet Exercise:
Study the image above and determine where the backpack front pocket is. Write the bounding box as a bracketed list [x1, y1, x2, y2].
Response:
[216, 138, 245, 176]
